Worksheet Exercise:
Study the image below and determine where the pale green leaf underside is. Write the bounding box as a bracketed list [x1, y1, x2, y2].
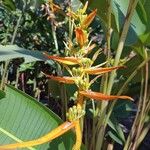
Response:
[0, 85, 73, 150]
[0, 45, 47, 63]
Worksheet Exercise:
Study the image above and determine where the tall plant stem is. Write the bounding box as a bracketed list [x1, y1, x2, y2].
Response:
[11, 14, 22, 44]
[51, 19, 58, 51]
[104, 56, 150, 126]
[107, 0, 139, 95]
[95, 1, 112, 149]
[123, 69, 144, 150]
[15, 68, 19, 88]
[60, 83, 68, 120]
[129, 52, 149, 150]
[96, 0, 139, 149]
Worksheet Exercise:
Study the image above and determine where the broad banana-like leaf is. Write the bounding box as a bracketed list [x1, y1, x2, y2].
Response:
[0, 85, 74, 150]
[0, 45, 48, 63]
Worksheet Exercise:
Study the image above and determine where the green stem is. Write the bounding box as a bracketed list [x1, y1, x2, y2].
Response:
[51, 20, 58, 51]
[136, 123, 150, 148]
[123, 70, 144, 150]
[60, 83, 68, 120]
[95, 1, 112, 149]
[0, 61, 9, 90]
[15, 68, 19, 88]
[130, 52, 149, 150]
[11, 14, 22, 44]
[96, 1, 139, 149]
[107, 0, 139, 95]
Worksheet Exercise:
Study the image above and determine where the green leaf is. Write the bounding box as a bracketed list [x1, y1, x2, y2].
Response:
[0, 45, 50, 63]
[2, 0, 16, 11]
[107, 131, 123, 145]
[19, 62, 35, 72]
[108, 115, 125, 144]
[0, 85, 74, 150]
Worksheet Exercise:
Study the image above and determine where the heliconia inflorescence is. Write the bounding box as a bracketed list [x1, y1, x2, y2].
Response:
[0, 1, 133, 150]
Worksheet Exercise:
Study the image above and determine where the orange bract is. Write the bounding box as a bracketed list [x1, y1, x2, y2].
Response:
[79, 91, 133, 101]
[84, 66, 124, 75]
[81, 9, 97, 29]
[45, 74, 75, 84]
[75, 28, 88, 47]
[0, 122, 75, 149]
[44, 53, 80, 65]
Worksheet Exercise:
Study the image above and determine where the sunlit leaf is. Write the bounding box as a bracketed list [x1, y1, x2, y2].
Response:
[0, 85, 74, 150]
[0, 122, 75, 149]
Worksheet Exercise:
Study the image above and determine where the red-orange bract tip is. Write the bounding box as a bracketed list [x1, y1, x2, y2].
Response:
[0, 122, 75, 149]
[44, 74, 75, 84]
[79, 91, 133, 101]
[43, 53, 80, 65]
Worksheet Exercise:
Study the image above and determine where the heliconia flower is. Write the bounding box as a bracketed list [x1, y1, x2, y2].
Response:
[45, 74, 75, 84]
[79, 91, 133, 101]
[75, 28, 88, 47]
[81, 9, 97, 29]
[0, 122, 75, 149]
[84, 66, 124, 75]
[44, 53, 80, 65]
